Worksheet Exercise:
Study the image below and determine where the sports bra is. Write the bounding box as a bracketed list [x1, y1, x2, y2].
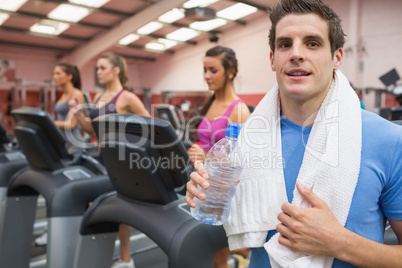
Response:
[89, 89, 124, 120]
[197, 99, 243, 151]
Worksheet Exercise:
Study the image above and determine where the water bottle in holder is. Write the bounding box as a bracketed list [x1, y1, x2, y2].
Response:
[191, 122, 243, 225]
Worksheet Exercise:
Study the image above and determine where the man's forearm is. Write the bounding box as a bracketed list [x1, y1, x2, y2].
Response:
[334, 228, 402, 267]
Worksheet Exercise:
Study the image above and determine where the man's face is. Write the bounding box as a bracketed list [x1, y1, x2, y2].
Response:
[270, 13, 343, 105]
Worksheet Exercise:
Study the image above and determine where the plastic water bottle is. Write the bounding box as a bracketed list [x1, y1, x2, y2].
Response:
[191, 122, 243, 225]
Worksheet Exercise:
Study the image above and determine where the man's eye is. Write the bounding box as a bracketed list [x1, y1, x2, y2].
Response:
[308, 42, 319, 47]
[279, 43, 291, 48]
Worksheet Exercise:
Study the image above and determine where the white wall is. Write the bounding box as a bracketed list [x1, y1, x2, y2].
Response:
[139, 13, 273, 95]
[0, 45, 57, 86]
[358, 0, 402, 109]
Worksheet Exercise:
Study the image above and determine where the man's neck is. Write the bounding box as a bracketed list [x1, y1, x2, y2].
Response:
[279, 78, 334, 126]
[280, 96, 323, 127]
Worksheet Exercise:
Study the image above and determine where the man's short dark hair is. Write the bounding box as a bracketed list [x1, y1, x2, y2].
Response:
[268, 0, 346, 56]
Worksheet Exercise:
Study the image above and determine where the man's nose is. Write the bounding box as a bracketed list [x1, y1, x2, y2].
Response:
[290, 45, 304, 62]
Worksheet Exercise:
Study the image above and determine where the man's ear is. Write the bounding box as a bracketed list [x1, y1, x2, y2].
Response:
[333, 48, 343, 70]
[270, 51, 276, 71]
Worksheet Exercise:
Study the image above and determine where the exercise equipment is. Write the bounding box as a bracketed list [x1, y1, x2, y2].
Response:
[0, 150, 29, 245]
[0, 107, 113, 268]
[154, 104, 193, 149]
[0, 115, 29, 240]
[13, 79, 56, 117]
[364, 68, 402, 119]
[73, 114, 228, 268]
[0, 113, 19, 153]
[0, 114, 10, 152]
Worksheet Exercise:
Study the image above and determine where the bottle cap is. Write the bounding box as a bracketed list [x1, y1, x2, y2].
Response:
[225, 122, 241, 138]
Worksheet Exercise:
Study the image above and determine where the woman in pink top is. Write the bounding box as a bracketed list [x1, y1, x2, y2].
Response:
[188, 45, 250, 268]
[189, 46, 250, 165]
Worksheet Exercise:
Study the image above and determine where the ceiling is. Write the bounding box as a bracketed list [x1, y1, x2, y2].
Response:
[0, 0, 276, 66]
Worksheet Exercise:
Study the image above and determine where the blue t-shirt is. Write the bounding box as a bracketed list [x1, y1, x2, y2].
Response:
[249, 110, 402, 268]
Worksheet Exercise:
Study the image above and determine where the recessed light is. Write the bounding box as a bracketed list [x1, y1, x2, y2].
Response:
[137, 22, 163, 35]
[166, 28, 199, 42]
[119, 34, 140, 45]
[158, 38, 178, 49]
[189, 18, 226, 31]
[145, 42, 165, 51]
[0, 13, 10, 25]
[183, 0, 219, 9]
[0, 0, 27, 12]
[69, 0, 110, 8]
[217, 3, 257, 21]
[158, 8, 185, 23]
[48, 4, 90, 23]
[30, 19, 69, 35]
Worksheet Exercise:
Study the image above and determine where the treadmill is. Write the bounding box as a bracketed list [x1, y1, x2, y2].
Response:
[73, 114, 228, 268]
[0, 107, 114, 268]
[0, 113, 29, 247]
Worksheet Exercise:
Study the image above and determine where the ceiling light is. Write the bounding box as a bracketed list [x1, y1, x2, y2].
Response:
[217, 3, 258, 20]
[145, 42, 165, 51]
[166, 28, 199, 42]
[119, 34, 140, 45]
[145, 38, 178, 51]
[158, 38, 178, 49]
[158, 8, 185, 23]
[189, 18, 226, 31]
[30, 19, 69, 35]
[0, 13, 10, 25]
[48, 4, 90, 23]
[69, 0, 110, 8]
[137, 21, 163, 35]
[183, 0, 219, 9]
[0, 0, 27, 11]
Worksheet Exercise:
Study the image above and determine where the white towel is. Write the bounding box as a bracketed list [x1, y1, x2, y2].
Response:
[223, 70, 362, 268]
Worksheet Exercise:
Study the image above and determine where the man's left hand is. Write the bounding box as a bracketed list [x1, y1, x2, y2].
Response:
[276, 182, 345, 256]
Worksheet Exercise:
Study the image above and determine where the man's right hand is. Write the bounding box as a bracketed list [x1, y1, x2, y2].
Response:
[184, 160, 210, 208]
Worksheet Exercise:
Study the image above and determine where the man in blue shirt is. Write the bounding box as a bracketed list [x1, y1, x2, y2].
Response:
[185, 0, 402, 267]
